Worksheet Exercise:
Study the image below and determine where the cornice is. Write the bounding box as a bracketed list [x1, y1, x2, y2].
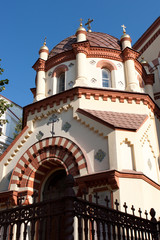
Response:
[45, 50, 75, 72]
[75, 169, 160, 191]
[23, 87, 160, 128]
[32, 58, 46, 72]
[72, 41, 90, 55]
[122, 47, 140, 61]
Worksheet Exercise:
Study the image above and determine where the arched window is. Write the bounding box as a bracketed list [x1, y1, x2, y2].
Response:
[57, 72, 65, 93]
[102, 69, 111, 88]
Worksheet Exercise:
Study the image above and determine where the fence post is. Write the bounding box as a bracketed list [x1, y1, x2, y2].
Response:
[63, 174, 75, 240]
[150, 208, 158, 240]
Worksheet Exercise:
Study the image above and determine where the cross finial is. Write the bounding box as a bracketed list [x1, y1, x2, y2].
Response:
[104, 196, 110, 208]
[123, 202, 128, 213]
[85, 18, 94, 32]
[79, 18, 83, 27]
[44, 37, 47, 46]
[131, 205, 135, 216]
[138, 208, 142, 218]
[114, 199, 119, 211]
[145, 210, 148, 219]
[94, 192, 99, 204]
[121, 24, 126, 33]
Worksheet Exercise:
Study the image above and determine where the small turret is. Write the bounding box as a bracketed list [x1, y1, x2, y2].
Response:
[76, 19, 87, 42]
[39, 37, 49, 60]
[35, 38, 49, 101]
[120, 25, 132, 50]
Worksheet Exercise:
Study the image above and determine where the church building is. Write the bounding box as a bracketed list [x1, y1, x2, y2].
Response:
[0, 17, 159, 219]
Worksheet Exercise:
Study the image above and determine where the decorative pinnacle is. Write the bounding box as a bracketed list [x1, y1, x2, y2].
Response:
[85, 18, 94, 32]
[121, 24, 126, 33]
[79, 18, 83, 27]
[43, 37, 47, 46]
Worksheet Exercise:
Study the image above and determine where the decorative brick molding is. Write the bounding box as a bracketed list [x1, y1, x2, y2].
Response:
[39, 48, 49, 55]
[75, 30, 87, 36]
[43, 50, 75, 72]
[72, 41, 90, 55]
[32, 58, 46, 72]
[52, 64, 68, 77]
[120, 36, 132, 43]
[0, 126, 31, 163]
[96, 59, 117, 71]
[75, 169, 160, 191]
[122, 47, 140, 61]
[23, 87, 160, 129]
[9, 137, 88, 194]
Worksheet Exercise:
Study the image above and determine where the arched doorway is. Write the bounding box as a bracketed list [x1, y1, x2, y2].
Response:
[42, 169, 67, 201]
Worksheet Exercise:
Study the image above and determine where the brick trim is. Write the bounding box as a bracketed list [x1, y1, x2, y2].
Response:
[39, 49, 49, 55]
[9, 137, 88, 193]
[76, 169, 160, 191]
[23, 87, 160, 127]
[75, 30, 87, 36]
[52, 64, 68, 77]
[0, 126, 29, 162]
[96, 59, 117, 71]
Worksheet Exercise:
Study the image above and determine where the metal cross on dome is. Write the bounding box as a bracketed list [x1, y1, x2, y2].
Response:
[121, 24, 126, 33]
[85, 18, 93, 32]
[47, 114, 59, 137]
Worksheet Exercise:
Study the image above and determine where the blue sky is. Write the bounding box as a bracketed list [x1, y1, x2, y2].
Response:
[0, 0, 159, 107]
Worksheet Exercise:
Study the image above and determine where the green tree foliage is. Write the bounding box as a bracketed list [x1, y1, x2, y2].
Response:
[13, 118, 22, 139]
[0, 59, 12, 125]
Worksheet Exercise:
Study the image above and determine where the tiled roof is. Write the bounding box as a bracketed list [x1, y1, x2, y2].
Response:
[49, 32, 121, 59]
[77, 108, 148, 131]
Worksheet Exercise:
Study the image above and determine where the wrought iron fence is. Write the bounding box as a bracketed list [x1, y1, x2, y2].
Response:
[0, 175, 159, 239]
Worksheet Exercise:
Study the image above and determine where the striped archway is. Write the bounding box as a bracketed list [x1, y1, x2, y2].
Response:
[9, 137, 88, 198]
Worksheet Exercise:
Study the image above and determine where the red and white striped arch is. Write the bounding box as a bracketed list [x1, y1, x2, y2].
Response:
[9, 137, 88, 194]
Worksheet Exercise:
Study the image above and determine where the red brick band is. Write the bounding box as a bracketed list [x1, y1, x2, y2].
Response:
[9, 137, 87, 194]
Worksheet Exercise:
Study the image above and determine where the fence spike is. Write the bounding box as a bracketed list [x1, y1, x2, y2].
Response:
[138, 208, 142, 218]
[114, 199, 119, 210]
[94, 192, 99, 204]
[145, 210, 148, 219]
[104, 196, 110, 208]
[123, 202, 128, 213]
[131, 205, 135, 216]
[150, 208, 157, 223]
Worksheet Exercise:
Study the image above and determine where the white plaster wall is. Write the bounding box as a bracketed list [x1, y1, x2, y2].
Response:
[115, 116, 160, 184]
[34, 108, 110, 174]
[117, 178, 160, 219]
[85, 58, 126, 90]
[120, 142, 134, 170]
[142, 140, 158, 182]
[45, 60, 76, 97]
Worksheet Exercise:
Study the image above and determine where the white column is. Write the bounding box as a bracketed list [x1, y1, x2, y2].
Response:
[74, 52, 88, 87]
[36, 71, 46, 101]
[124, 59, 139, 91]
